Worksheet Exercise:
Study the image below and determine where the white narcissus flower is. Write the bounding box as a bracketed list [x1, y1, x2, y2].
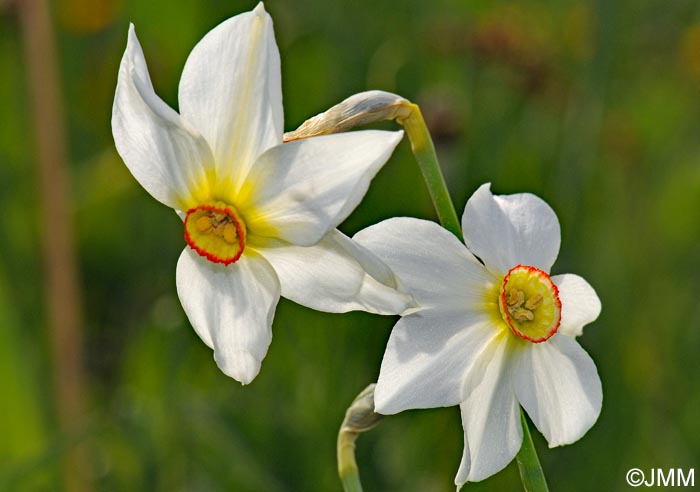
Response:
[112, 3, 411, 384]
[354, 183, 602, 486]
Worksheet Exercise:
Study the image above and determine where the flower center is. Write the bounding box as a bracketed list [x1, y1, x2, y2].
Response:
[498, 265, 561, 343]
[184, 202, 246, 265]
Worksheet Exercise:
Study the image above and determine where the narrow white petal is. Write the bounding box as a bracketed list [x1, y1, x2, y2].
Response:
[375, 310, 496, 415]
[176, 248, 281, 384]
[462, 183, 561, 275]
[455, 336, 522, 485]
[242, 130, 403, 246]
[513, 334, 602, 447]
[552, 274, 601, 337]
[354, 217, 494, 310]
[255, 230, 412, 315]
[455, 433, 470, 492]
[178, 3, 283, 191]
[112, 25, 215, 210]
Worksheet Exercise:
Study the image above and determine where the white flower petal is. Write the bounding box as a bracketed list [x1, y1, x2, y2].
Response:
[354, 217, 493, 310]
[242, 130, 403, 246]
[455, 433, 470, 492]
[462, 183, 561, 275]
[178, 3, 283, 191]
[552, 274, 601, 337]
[112, 25, 215, 210]
[176, 248, 281, 384]
[513, 334, 602, 448]
[455, 336, 522, 485]
[255, 230, 412, 315]
[374, 310, 496, 415]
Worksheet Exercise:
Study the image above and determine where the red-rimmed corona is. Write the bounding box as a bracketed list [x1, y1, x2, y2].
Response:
[184, 202, 247, 265]
[498, 264, 561, 343]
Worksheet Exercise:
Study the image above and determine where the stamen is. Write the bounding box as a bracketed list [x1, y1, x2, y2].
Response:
[196, 216, 213, 233]
[223, 223, 238, 244]
[184, 202, 246, 265]
[498, 265, 561, 343]
[512, 307, 535, 322]
[507, 289, 525, 307]
[524, 294, 543, 310]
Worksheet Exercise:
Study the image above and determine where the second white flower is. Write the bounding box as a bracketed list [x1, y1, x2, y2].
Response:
[355, 183, 603, 486]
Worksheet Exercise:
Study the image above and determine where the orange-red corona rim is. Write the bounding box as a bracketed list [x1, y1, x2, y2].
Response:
[498, 264, 561, 343]
[184, 203, 247, 266]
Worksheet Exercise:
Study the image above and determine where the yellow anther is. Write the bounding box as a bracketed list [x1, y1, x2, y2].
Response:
[213, 211, 226, 224]
[223, 223, 238, 244]
[196, 216, 213, 233]
[525, 294, 543, 310]
[507, 289, 525, 307]
[512, 307, 535, 322]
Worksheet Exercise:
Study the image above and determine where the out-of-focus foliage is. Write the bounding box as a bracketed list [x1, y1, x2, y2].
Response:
[1, 0, 699, 490]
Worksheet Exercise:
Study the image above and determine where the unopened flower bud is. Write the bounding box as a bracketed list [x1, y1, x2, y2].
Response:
[340, 383, 383, 434]
[284, 91, 412, 141]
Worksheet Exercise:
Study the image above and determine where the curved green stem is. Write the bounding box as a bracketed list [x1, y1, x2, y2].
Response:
[516, 410, 550, 492]
[337, 385, 382, 492]
[397, 104, 462, 239]
[337, 428, 363, 492]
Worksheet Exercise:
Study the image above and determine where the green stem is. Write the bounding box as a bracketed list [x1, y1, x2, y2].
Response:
[397, 104, 462, 239]
[516, 410, 550, 492]
[337, 384, 382, 492]
[337, 429, 363, 492]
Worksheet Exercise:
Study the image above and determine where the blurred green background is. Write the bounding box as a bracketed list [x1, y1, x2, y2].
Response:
[2, 0, 700, 490]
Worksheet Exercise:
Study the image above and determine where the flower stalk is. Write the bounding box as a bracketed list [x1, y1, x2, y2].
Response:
[337, 431, 363, 492]
[394, 103, 462, 239]
[337, 384, 382, 492]
[516, 410, 550, 492]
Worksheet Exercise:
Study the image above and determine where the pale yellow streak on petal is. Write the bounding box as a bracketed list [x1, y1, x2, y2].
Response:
[230, 170, 280, 241]
[227, 9, 267, 194]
